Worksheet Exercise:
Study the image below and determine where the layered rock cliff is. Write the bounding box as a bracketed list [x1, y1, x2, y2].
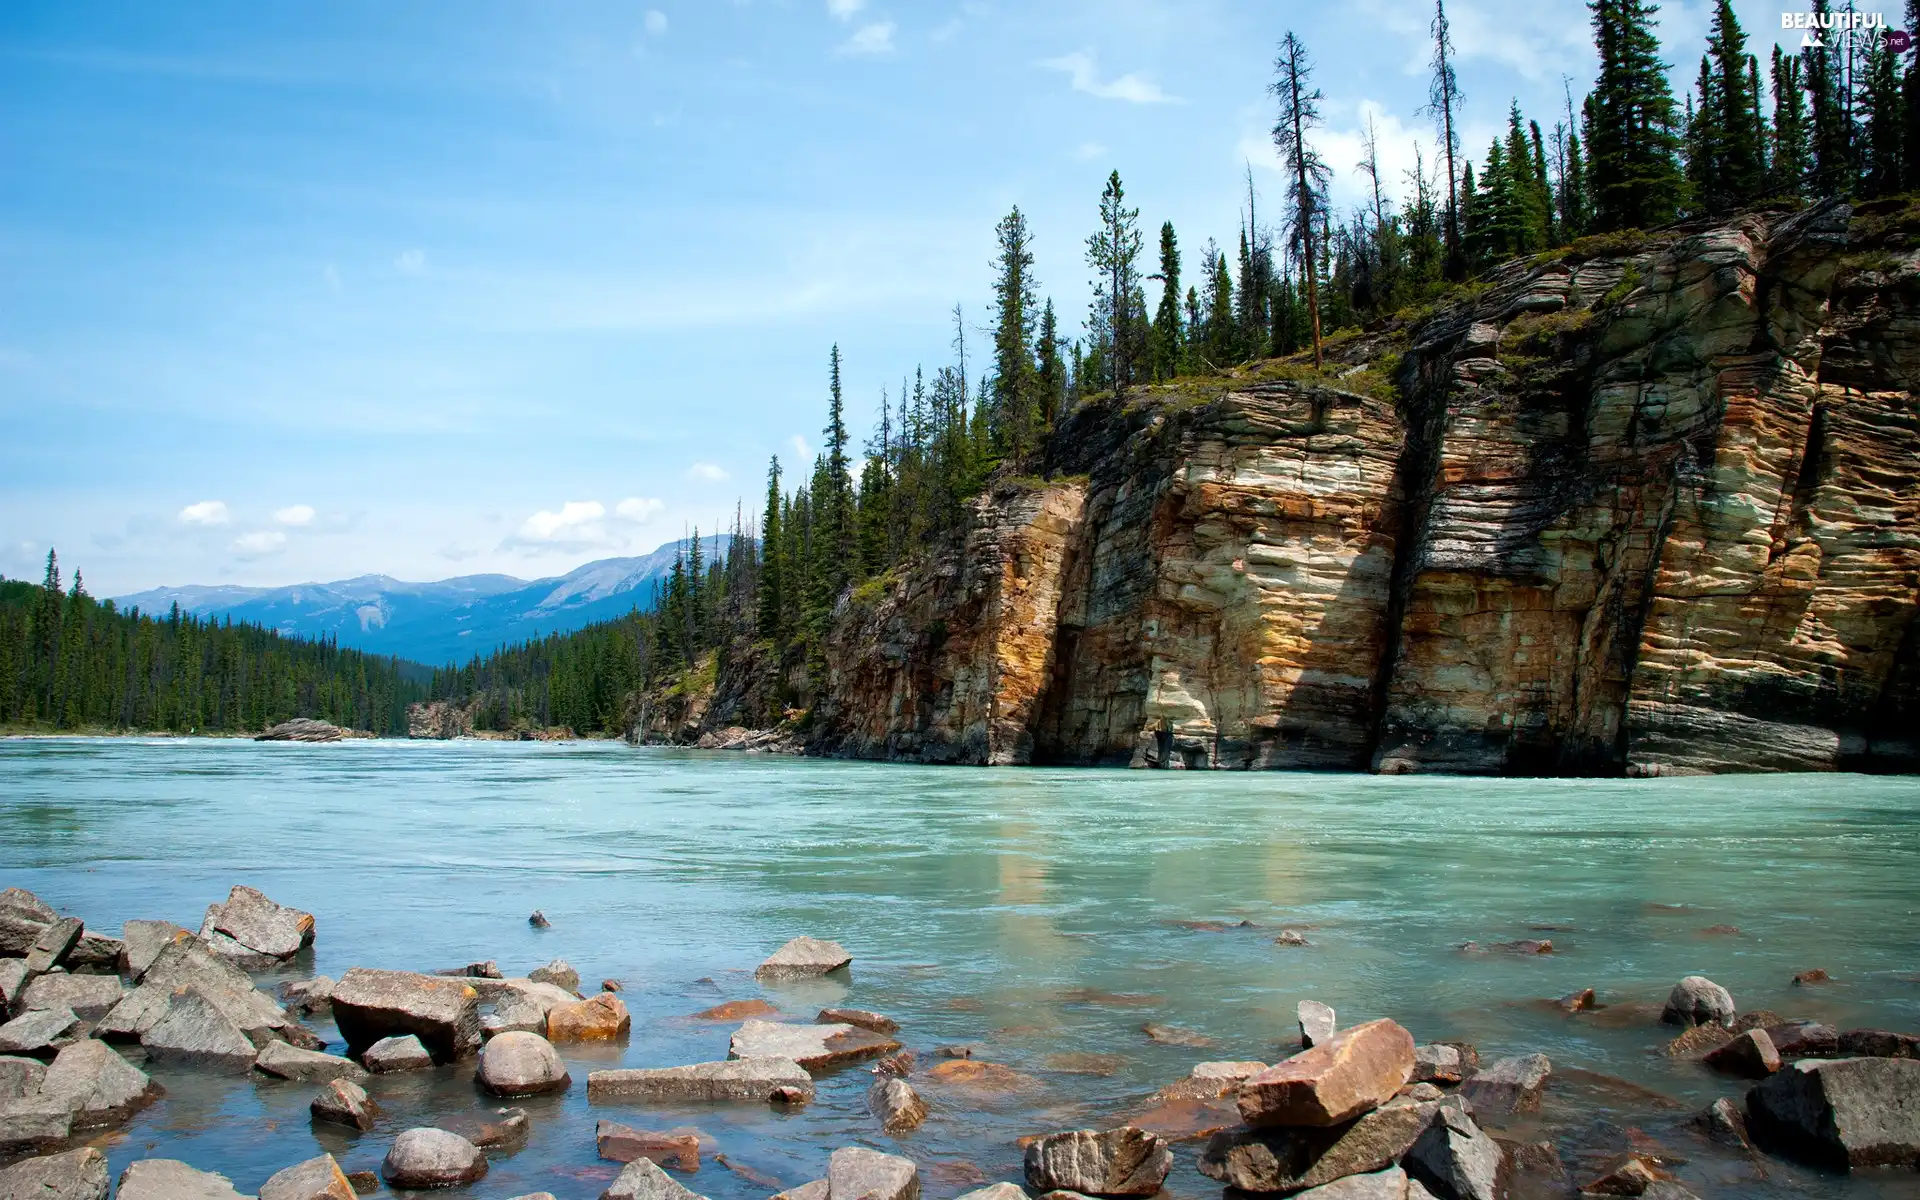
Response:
[808, 201, 1920, 775]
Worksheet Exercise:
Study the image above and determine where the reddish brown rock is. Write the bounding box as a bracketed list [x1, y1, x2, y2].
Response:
[693, 1000, 778, 1021]
[1838, 1029, 1920, 1059]
[1024, 1127, 1171, 1196]
[597, 1121, 700, 1170]
[1793, 968, 1831, 985]
[1703, 1028, 1782, 1078]
[548, 994, 630, 1043]
[1237, 1019, 1416, 1127]
[1663, 1024, 1734, 1058]
[819, 1007, 898, 1034]
[1580, 1155, 1672, 1196]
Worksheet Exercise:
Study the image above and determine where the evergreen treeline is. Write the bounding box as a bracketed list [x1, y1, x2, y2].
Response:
[0, 551, 425, 735]
[430, 2, 1920, 733]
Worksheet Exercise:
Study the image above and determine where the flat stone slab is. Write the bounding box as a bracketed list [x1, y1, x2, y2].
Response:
[754, 937, 852, 980]
[729, 1019, 900, 1070]
[0, 1146, 109, 1200]
[0, 1009, 82, 1058]
[211, 886, 315, 960]
[1239, 1019, 1416, 1127]
[20, 974, 124, 1022]
[39, 1040, 160, 1127]
[116, 1159, 251, 1200]
[255, 1041, 368, 1084]
[588, 1057, 814, 1105]
[827, 1147, 918, 1200]
[819, 1008, 898, 1033]
[119, 922, 192, 982]
[596, 1121, 701, 1169]
[0, 1095, 74, 1158]
[1024, 1127, 1171, 1196]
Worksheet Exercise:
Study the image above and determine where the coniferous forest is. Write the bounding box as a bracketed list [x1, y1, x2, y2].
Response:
[0, 551, 425, 735]
[418, 0, 1920, 740]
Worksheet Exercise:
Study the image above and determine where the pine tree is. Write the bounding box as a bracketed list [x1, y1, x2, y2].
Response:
[1085, 172, 1144, 396]
[823, 345, 853, 595]
[989, 206, 1040, 462]
[1036, 300, 1066, 426]
[1807, 0, 1853, 193]
[1862, 32, 1906, 195]
[757, 456, 784, 643]
[1771, 45, 1813, 195]
[1272, 32, 1329, 367]
[1705, 0, 1764, 208]
[1686, 61, 1721, 214]
[1588, 0, 1685, 231]
[1529, 119, 1556, 246]
[1148, 222, 1183, 381]
[1425, 0, 1467, 279]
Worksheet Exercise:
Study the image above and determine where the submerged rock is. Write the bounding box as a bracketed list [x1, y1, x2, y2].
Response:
[1457, 1053, 1551, 1121]
[258, 1156, 354, 1200]
[819, 1007, 898, 1033]
[1765, 1021, 1839, 1058]
[381, 1128, 488, 1188]
[527, 959, 579, 993]
[755, 937, 852, 980]
[309, 1079, 377, 1132]
[329, 969, 479, 1062]
[602, 1158, 705, 1200]
[1746, 1056, 1920, 1169]
[1239, 1019, 1416, 1127]
[476, 1031, 569, 1096]
[596, 1121, 699, 1169]
[1662, 1023, 1734, 1058]
[1024, 1127, 1171, 1196]
[437, 1107, 529, 1150]
[587, 1057, 814, 1105]
[362, 1035, 434, 1073]
[0, 1146, 109, 1200]
[116, 1160, 250, 1200]
[829, 1147, 919, 1200]
[1692, 1097, 1752, 1150]
[254, 1041, 366, 1084]
[728, 1018, 897, 1069]
[867, 1077, 928, 1132]
[693, 1000, 778, 1021]
[1661, 976, 1735, 1028]
[1578, 1155, 1671, 1196]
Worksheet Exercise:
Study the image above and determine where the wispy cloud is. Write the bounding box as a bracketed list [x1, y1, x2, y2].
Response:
[790, 435, 813, 460]
[519, 500, 605, 541]
[233, 530, 287, 556]
[839, 21, 896, 56]
[1076, 141, 1107, 161]
[1040, 51, 1177, 104]
[395, 248, 427, 275]
[686, 462, 728, 482]
[615, 496, 664, 521]
[827, 0, 865, 19]
[274, 504, 315, 526]
[643, 9, 668, 36]
[178, 500, 230, 526]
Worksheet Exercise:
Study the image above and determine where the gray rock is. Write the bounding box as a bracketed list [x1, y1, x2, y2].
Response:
[1661, 976, 1735, 1028]
[63, 933, 122, 976]
[754, 937, 852, 980]
[114, 1160, 251, 1200]
[362, 1034, 434, 1073]
[819, 1007, 899, 1034]
[0, 891, 53, 958]
[1746, 1055, 1920, 1169]
[254, 1040, 367, 1084]
[481, 992, 547, 1038]
[38, 1039, 159, 1126]
[1457, 1053, 1551, 1121]
[1293, 1167, 1417, 1200]
[1403, 1105, 1500, 1200]
[587, 1056, 815, 1105]
[255, 719, 345, 742]
[19, 973, 124, 1021]
[208, 886, 313, 960]
[23, 919, 83, 975]
[829, 1147, 919, 1200]
[279, 977, 334, 1016]
[1299, 1000, 1337, 1049]
[0, 1146, 109, 1200]
[770, 1183, 827, 1200]
[258, 1156, 353, 1200]
[0, 1095, 73, 1157]
[952, 1187, 1026, 1200]
[381, 1128, 487, 1188]
[602, 1158, 706, 1200]
[99, 939, 290, 1044]
[1693, 1096, 1752, 1149]
[119, 922, 192, 982]
[1411, 1045, 1466, 1085]
[476, 1030, 569, 1096]
[527, 959, 579, 993]
[1024, 1127, 1170, 1196]
[141, 988, 257, 1072]
[438, 1107, 528, 1150]
[1200, 1098, 1458, 1193]
[0, 1008, 81, 1058]
[0, 960, 29, 1016]
[868, 1076, 927, 1132]
[0, 1056, 46, 1100]
[729, 1019, 900, 1070]
[329, 968, 480, 1062]
[309, 1078, 377, 1132]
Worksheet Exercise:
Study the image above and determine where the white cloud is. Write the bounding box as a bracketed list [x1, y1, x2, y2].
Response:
[827, 0, 864, 19]
[615, 496, 664, 521]
[790, 434, 813, 460]
[519, 500, 606, 540]
[839, 21, 895, 56]
[1040, 51, 1177, 104]
[687, 462, 729, 482]
[233, 530, 287, 555]
[178, 500, 230, 526]
[396, 248, 427, 275]
[274, 504, 315, 526]
[644, 9, 668, 35]
[1076, 141, 1107, 161]
[1240, 99, 1429, 212]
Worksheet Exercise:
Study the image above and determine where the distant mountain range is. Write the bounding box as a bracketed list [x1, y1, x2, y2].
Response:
[115, 536, 729, 667]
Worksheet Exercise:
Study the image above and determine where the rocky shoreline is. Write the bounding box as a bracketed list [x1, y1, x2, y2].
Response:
[2, 885, 1917, 1199]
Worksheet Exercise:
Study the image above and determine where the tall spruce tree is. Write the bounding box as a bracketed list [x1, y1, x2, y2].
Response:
[1587, 0, 1684, 231]
[757, 456, 784, 643]
[1272, 31, 1329, 367]
[1085, 171, 1144, 395]
[1807, 0, 1854, 193]
[1036, 300, 1066, 425]
[1704, 0, 1764, 208]
[1861, 32, 1907, 195]
[1771, 45, 1813, 194]
[1149, 222, 1183, 381]
[823, 345, 853, 594]
[1905, 0, 1920, 189]
[989, 206, 1040, 461]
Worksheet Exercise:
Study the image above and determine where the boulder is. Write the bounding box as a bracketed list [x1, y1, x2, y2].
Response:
[1765, 1021, 1839, 1058]
[596, 1121, 700, 1169]
[1403, 1104, 1501, 1200]
[602, 979, 623, 993]
[259, 1156, 354, 1200]
[587, 1057, 814, 1105]
[1702, 1028, 1781, 1078]
[38, 1040, 159, 1126]
[829, 1147, 920, 1200]
[0, 891, 54, 958]
[309, 1078, 377, 1132]
[119, 922, 193, 982]
[19, 973, 123, 1021]
[115, 1160, 250, 1200]
[547, 994, 630, 1042]
[1838, 1029, 1920, 1059]
[602, 1158, 704, 1200]
[528, 959, 579, 993]
[0, 1095, 71, 1157]
[63, 933, 122, 976]
[141, 987, 258, 1072]
[1200, 1097, 1459, 1192]
[1238, 1019, 1416, 1127]
[868, 1077, 927, 1132]
[0, 1146, 109, 1200]
[23, 919, 83, 975]
[1692, 1096, 1752, 1149]
[436, 1107, 528, 1150]
[209, 887, 314, 961]
[0, 1008, 81, 1058]
[329, 969, 479, 1062]
[1661, 976, 1735, 1028]
[1292, 1167, 1420, 1199]
[98, 939, 291, 1044]
[481, 992, 548, 1039]
[362, 1035, 434, 1073]
[1298, 1001, 1336, 1049]
[755, 937, 852, 980]
[1411, 1045, 1466, 1086]
[1745, 1056, 1920, 1169]
[527, 911, 550, 929]
[0, 1056, 45, 1100]
[254, 1041, 368, 1084]
[476, 1031, 570, 1096]
[820, 1007, 898, 1033]
[1023, 1127, 1171, 1196]
[728, 1019, 899, 1070]
[381, 1128, 487, 1188]
[771, 1183, 828, 1200]
[0, 960, 29, 1014]
[1457, 1053, 1551, 1121]
[279, 977, 334, 1016]
[1193, 1061, 1269, 1082]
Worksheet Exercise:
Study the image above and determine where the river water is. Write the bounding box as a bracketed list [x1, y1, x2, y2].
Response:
[2, 738, 1917, 1198]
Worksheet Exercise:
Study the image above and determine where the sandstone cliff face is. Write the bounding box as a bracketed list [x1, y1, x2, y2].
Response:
[817, 202, 1920, 774]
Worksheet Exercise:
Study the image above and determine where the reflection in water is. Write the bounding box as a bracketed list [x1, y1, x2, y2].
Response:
[1, 738, 1917, 1198]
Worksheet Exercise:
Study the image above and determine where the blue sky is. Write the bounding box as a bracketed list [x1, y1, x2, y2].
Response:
[1, 0, 1821, 594]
